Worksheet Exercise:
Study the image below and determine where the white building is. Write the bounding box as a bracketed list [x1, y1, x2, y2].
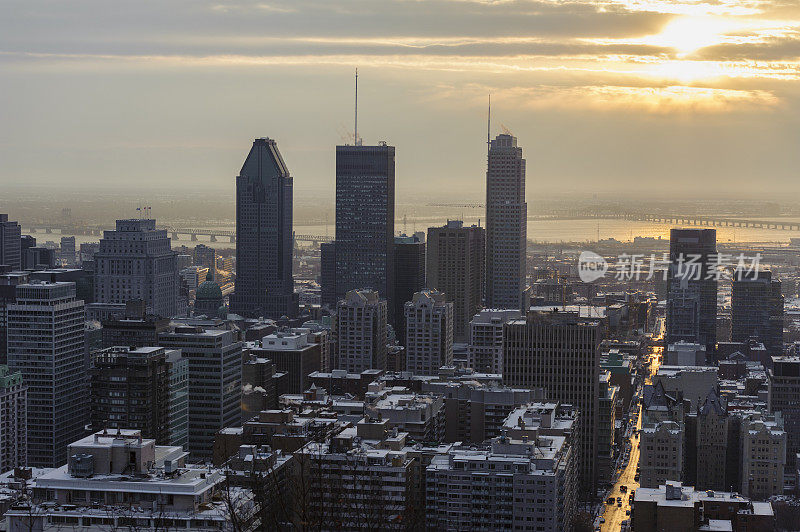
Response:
[468, 309, 521, 374]
[0, 365, 26, 471]
[404, 290, 453, 376]
[5, 429, 242, 531]
[7, 282, 87, 468]
[426, 435, 577, 531]
[159, 327, 242, 459]
[335, 289, 387, 372]
[94, 219, 179, 318]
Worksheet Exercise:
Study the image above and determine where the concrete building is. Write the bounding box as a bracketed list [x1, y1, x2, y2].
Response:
[90, 346, 188, 448]
[732, 269, 783, 355]
[7, 282, 87, 467]
[367, 385, 445, 443]
[0, 365, 26, 471]
[94, 219, 179, 318]
[422, 381, 543, 443]
[426, 434, 577, 531]
[468, 309, 521, 374]
[5, 429, 241, 531]
[334, 289, 387, 372]
[666, 228, 717, 353]
[767, 355, 800, 471]
[392, 234, 426, 346]
[426, 220, 484, 342]
[640, 420, 685, 489]
[253, 329, 321, 394]
[307, 368, 383, 399]
[632, 481, 775, 532]
[319, 241, 336, 309]
[503, 310, 602, 494]
[295, 420, 415, 530]
[666, 341, 707, 366]
[335, 143, 395, 308]
[231, 138, 298, 319]
[404, 290, 453, 376]
[598, 371, 619, 484]
[59, 236, 76, 266]
[695, 388, 730, 492]
[0, 214, 21, 270]
[653, 365, 719, 410]
[100, 300, 171, 348]
[740, 411, 786, 500]
[485, 134, 527, 310]
[159, 327, 242, 459]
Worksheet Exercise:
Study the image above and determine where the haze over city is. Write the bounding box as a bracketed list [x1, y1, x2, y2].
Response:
[2, 0, 800, 200]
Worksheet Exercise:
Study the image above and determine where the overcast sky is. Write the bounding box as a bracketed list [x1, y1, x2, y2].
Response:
[1, 0, 799, 202]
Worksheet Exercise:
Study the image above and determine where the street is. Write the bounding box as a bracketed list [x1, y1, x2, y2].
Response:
[597, 321, 663, 531]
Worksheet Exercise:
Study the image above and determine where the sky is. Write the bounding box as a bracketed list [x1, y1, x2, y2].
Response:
[1, 0, 799, 203]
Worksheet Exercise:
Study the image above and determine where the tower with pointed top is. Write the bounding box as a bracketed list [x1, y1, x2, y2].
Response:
[231, 138, 298, 319]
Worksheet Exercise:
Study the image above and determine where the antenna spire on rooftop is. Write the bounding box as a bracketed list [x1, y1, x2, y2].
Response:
[355, 68, 361, 146]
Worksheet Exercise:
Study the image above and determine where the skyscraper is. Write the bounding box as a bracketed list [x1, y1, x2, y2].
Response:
[731, 269, 783, 355]
[666, 228, 717, 352]
[392, 234, 426, 345]
[0, 214, 21, 270]
[427, 220, 484, 343]
[320, 241, 337, 309]
[485, 134, 527, 310]
[231, 138, 298, 319]
[404, 290, 453, 375]
[7, 282, 87, 467]
[94, 219, 179, 318]
[0, 365, 26, 471]
[503, 310, 602, 495]
[335, 143, 395, 307]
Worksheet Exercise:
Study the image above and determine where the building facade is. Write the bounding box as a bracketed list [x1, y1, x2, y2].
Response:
[468, 309, 521, 374]
[0, 214, 21, 270]
[426, 220, 484, 343]
[731, 269, 783, 355]
[7, 282, 87, 467]
[404, 290, 453, 376]
[94, 219, 179, 318]
[485, 134, 527, 310]
[231, 138, 298, 319]
[0, 365, 26, 471]
[334, 289, 387, 373]
[392, 234, 426, 346]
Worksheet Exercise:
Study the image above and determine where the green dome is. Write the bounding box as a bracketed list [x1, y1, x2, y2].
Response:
[196, 272, 223, 301]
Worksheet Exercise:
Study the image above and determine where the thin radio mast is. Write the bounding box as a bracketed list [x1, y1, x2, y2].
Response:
[354, 68, 360, 146]
[487, 94, 491, 157]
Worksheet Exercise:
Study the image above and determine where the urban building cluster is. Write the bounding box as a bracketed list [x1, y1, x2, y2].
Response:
[1, 134, 799, 531]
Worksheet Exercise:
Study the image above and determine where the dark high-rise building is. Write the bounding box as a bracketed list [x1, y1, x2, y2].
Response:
[335, 143, 395, 309]
[392, 234, 426, 345]
[486, 134, 526, 310]
[19, 235, 36, 269]
[25, 247, 56, 270]
[503, 310, 602, 495]
[320, 241, 337, 309]
[0, 215, 21, 271]
[666, 228, 717, 353]
[427, 220, 485, 343]
[731, 269, 783, 355]
[231, 138, 298, 319]
[768, 356, 800, 469]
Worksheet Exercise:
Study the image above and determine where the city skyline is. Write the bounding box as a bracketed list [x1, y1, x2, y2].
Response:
[2, 1, 799, 200]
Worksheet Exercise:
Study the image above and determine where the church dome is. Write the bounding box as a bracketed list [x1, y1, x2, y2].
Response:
[196, 272, 223, 301]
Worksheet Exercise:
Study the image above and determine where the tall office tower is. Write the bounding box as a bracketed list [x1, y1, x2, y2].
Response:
[392, 234, 426, 345]
[427, 220, 485, 343]
[90, 346, 183, 445]
[468, 309, 522, 374]
[193, 244, 216, 270]
[335, 143, 395, 307]
[7, 282, 87, 467]
[0, 214, 21, 270]
[0, 365, 26, 470]
[319, 241, 337, 309]
[166, 349, 189, 450]
[485, 134, 527, 310]
[94, 219, 179, 318]
[25, 247, 56, 270]
[404, 290, 453, 376]
[231, 138, 298, 319]
[731, 269, 783, 355]
[159, 327, 243, 459]
[666, 228, 717, 353]
[334, 289, 387, 372]
[768, 355, 800, 470]
[59, 236, 76, 266]
[504, 310, 602, 495]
